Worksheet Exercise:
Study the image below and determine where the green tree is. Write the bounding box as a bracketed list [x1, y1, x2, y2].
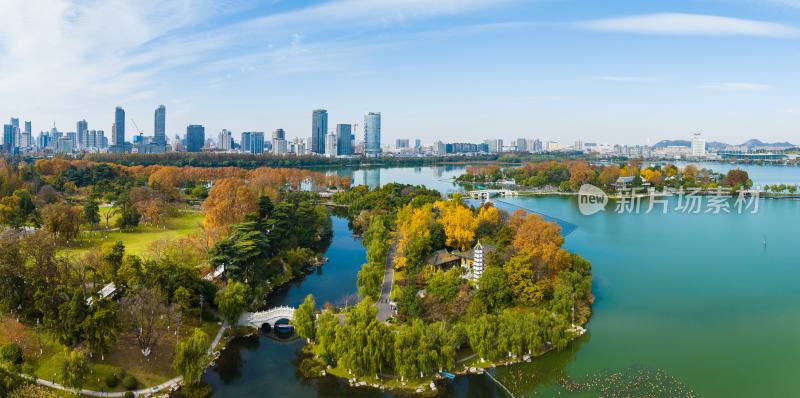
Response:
[215, 282, 251, 325]
[60, 349, 89, 391]
[173, 328, 210, 385]
[313, 310, 339, 366]
[292, 294, 316, 342]
[477, 266, 510, 310]
[84, 199, 100, 229]
[81, 299, 120, 359]
[173, 286, 194, 312]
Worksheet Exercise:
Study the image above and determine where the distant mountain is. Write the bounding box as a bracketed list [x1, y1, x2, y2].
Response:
[652, 140, 690, 148]
[740, 139, 795, 148]
[652, 138, 794, 149]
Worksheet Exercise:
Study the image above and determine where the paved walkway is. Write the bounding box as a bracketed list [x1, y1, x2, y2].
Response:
[21, 322, 228, 397]
[375, 242, 396, 322]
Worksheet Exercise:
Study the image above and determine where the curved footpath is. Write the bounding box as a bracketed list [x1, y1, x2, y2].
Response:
[375, 242, 396, 322]
[19, 322, 228, 397]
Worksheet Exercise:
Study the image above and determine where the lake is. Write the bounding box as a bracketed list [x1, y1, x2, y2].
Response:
[206, 165, 800, 397]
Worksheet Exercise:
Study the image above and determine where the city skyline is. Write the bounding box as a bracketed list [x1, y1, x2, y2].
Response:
[2, 1, 800, 144]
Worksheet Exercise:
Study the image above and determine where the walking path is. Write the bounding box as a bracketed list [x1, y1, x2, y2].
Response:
[375, 242, 396, 322]
[20, 322, 228, 397]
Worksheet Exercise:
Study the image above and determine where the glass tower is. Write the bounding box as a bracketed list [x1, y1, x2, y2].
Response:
[336, 124, 352, 156]
[364, 112, 381, 158]
[154, 105, 166, 146]
[311, 109, 327, 154]
[114, 106, 125, 145]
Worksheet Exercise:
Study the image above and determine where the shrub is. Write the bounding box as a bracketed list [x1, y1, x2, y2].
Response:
[0, 342, 23, 365]
[122, 375, 138, 390]
[124, 392, 135, 398]
[105, 373, 119, 388]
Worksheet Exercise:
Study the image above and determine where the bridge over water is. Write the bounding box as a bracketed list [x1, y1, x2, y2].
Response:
[238, 306, 295, 329]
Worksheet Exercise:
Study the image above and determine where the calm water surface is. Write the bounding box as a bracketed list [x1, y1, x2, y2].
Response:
[206, 165, 800, 397]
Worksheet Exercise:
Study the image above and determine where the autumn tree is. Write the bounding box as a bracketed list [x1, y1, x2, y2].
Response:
[120, 287, 177, 356]
[436, 200, 477, 251]
[41, 203, 83, 242]
[202, 178, 257, 240]
[60, 349, 89, 391]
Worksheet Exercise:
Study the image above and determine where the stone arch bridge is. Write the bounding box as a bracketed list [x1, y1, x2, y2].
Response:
[238, 306, 295, 329]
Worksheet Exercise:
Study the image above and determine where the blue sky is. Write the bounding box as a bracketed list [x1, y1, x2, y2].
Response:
[2, 0, 800, 145]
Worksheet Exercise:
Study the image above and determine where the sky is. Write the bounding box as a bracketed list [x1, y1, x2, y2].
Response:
[2, 0, 800, 146]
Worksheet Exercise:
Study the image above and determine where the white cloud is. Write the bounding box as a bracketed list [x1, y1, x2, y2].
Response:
[0, 0, 503, 131]
[577, 13, 799, 37]
[700, 82, 771, 91]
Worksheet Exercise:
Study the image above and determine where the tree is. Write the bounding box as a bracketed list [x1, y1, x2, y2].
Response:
[477, 266, 510, 310]
[60, 349, 89, 391]
[512, 213, 563, 253]
[292, 294, 316, 342]
[84, 199, 100, 229]
[117, 200, 141, 230]
[103, 206, 118, 230]
[173, 286, 194, 312]
[0, 342, 23, 366]
[9, 384, 59, 398]
[436, 200, 477, 251]
[81, 299, 119, 359]
[120, 287, 176, 356]
[173, 328, 210, 385]
[215, 282, 251, 325]
[41, 203, 83, 242]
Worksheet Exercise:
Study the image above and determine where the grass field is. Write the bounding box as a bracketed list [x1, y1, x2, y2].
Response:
[2, 315, 221, 395]
[64, 210, 205, 258]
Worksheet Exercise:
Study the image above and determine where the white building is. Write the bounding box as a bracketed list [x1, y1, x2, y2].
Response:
[691, 132, 706, 157]
[218, 129, 233, 151]
[546, 141, 561, 151]
[325, 132, 337, 157]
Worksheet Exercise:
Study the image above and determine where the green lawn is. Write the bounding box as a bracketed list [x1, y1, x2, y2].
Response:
[1, 315, 222, 395]
[64, 210, 204, 257]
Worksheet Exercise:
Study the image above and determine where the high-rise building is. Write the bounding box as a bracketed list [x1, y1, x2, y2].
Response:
[546, 141, 560, 151]
[396, 139, 409, 148]
[532, 139, 543, 152]
[241, 132, 251, 153]
[311, 109, 328, 154]
[485, 139, 503, 153]
[415, 139, 421, 150]
[114, 106, 125, 145]
[364, 112, 381, 158]
[186, 125, 205, 152]
[24, 121, 31, 135]
[336, 124, 353, 156]
[325, 132, 337, 157]
[574, 140, 584, 151]
[154, 105, 166, 146]
[272, 129, 287, 155]
[3, 124, 14, 152]
[691, 132, 706, 157]
[516, 138, 528, 152]
[250, 131, 264, 154]
[218, 129, 233, 150]
[77, 119, 88, 148]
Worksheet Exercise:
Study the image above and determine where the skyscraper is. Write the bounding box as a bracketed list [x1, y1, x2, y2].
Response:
[325, 132, 337, 157]
[364, 112, 381, 158]
[218, 129, 233, 150]
[186, 125, 205, 152]
[336, 124, 353, 156]
[77, 119, 88, 148]
[3, 124, 14, 152]
[241, 132, 252, 153]
[272, 129, 287, 155]
[691, 132, 706, 157]
[516, 138, 528, 152]
[311, 109, 328, 154]
[154, 105, 166, 146]
[251, 131, 264, 154]
[114, 106, 125, 145]
[24, 121, 31, 135]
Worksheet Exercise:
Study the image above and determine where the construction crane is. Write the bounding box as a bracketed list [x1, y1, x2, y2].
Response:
[130, 118, 145, 142]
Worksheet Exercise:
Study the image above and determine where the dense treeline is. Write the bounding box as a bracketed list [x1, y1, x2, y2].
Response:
[458, 160, 754, 192]
[84, 152, 501, 168]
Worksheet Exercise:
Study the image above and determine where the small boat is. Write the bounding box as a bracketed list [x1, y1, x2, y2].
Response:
[440, 371, 456, 380]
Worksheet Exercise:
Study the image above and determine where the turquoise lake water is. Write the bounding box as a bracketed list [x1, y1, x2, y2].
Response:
[206, 165, 800, 397]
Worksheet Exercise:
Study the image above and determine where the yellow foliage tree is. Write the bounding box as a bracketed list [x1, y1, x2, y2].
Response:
[436, 200, 477, 251]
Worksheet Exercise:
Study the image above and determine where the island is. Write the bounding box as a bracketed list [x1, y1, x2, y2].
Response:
[289, 183, 593, 393]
